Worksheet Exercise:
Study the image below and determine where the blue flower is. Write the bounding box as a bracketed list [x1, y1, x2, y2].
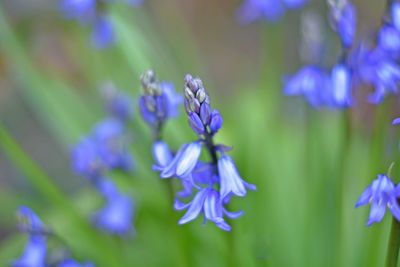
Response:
[58, 259, 94, 267]
[393, 3, 400, 31]
[93, 118, 134, 171]
[158, 142, 202, 178]
[71, 137, 105, 179]
[361, 51, 400, 104]
[356, 174, 400, 226]
[283, 65, 331, 107]
[59, 0, 96, 22]
[91, 16, 115, 49]
[330, 2, 356, 48]
[93, 179, 135, 235]
[330, 64, 353, 107]
[236, 0, 306, 23]
[393, 117, 400, 125]
[12, 237, 47, 267]
[13, 207, 48, 267]
[378, 25, 400, 53]
[174, 188, 243, 231]
[152, 141, 173, 168]
[218, 155, 256, 200]
[101, 83, 134, 122]
[139, 73, 182, 127]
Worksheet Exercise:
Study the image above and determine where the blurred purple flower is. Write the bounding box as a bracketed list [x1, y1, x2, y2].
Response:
[58, 259, 95, 267]
[236, 0, 307, 23]
[91, 16, 115, 49]
[93, 179, 135, 235]
[101, 82, 134, 122]
[356, 174, 400, 226]
[12, 237, 47, 267]
[330, 64, 353, 107]
[329, 1, 356, 48]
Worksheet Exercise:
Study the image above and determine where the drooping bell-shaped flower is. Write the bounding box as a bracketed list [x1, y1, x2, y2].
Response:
[91, 16, 115, 49]
[158, 142, 202, 178]
[356, 174, 400, 226]
[175, 188, 243, 231]
[329, 1, 356, 48]
[330, 64, 353, 107]
[218, 155, 256, 200]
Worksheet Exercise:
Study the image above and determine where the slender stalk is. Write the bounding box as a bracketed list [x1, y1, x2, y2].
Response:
[386, 217, 400, 267]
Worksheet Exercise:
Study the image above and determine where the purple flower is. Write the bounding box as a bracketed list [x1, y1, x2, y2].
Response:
[330, 2, 356, 48]
[93, 118, 134, 171]
[393, 3, 400, 31]
[93, 179, 135, 235]
[174, 188, 243, 231]
[139, 71, 182, 127]
[12, 237, 47, 267]
[152, 141, 173, 168]
[356, 174, 400, 226]
[13, 207, 48, 267]
[378, 25, 400, 53]
[218, 155, 256, 200]
[91, 16, 115, 49]
[393, 117, 400, 125]
[330, 64, 353, 107]
[58, 259, 95, 267]
[158, 142, 202, 178]
[59, 0, 96, 22]
[71, 137, 105, 179]
[283, 65, 331, 107]
[236, 0, 307, 23]
[101, 83, 134, 122]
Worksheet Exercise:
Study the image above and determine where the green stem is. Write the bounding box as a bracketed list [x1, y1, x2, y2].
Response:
[386, 217, 400, 267]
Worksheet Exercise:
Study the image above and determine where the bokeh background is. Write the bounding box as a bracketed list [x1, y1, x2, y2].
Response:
[0, 0, 399, 266]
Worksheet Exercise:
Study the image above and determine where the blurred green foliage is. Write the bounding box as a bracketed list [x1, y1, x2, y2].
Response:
[0, 1, 399, 267]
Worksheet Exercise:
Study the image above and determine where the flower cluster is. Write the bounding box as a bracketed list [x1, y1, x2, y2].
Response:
[284, 1, 400, 108]
[60, 0, 143, 49]
[71, 83, 135, 235]
[284, 0, 356, 109]
[12, 207, 93, 267]
[139, 70, 182, 140]
[236, 0, 308, 23]
[148, 73, 256, 231]
[356, 174, 400, 226]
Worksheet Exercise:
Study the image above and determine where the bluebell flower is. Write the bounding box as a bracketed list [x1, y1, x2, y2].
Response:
[158, 142, 202, 178]
[283, 65, 331, 107]
[392, 3, 400, 31]
[91, 16, 115, 49]
[139, 71, 182, 128]
[175, 188, 243, 231]
[360, 50, 400, 104]
[59, 0, 96, 22]
[13, 207, 48, 267]
[356, 174, 400, 226]
[393, 117, 400, 125]
[329, 1, 356, 48]
[101, 83, 134, 122]
[93, 118, 134, 171]
[330, 64, 353, 107]
[378, 25, 400, 53]
[58, 259, 94, 267]
[17, 206, 47, 235]
[152, 141, 173, 168]
[12, 237, 47, 267]
[218, 155, 256, 200]
[71, 137, 106, 179]
[236, 0, 307, 24]
[93, 179, 135, 235]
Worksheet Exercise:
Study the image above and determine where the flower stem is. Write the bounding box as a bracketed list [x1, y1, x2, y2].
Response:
[386, 216, 400, 267]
